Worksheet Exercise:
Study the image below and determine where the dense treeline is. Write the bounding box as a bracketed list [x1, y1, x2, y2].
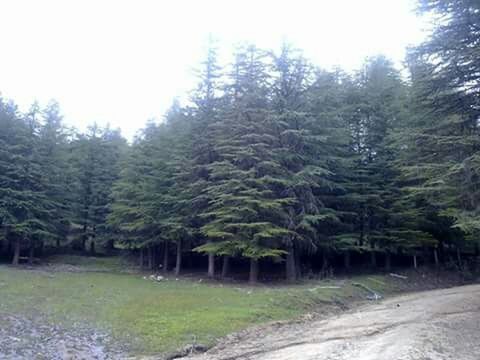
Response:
[1, 0, 479, 282]
[0, 101, 127, 264]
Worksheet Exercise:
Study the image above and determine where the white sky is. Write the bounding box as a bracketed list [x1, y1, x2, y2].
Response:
[0, 0, 429, 139]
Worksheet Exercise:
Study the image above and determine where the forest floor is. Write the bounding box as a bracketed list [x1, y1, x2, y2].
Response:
[0, 255, 472, 359]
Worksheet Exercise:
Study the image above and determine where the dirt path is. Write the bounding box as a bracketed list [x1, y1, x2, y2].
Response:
[185, 284, 480, 360]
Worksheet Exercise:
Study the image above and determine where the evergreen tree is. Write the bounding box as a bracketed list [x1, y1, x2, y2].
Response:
[0, 100, 54, 264]
[399, 0, 480, 263]
[195, 45, 291, 283]
[37, 101, 72, 248]
[187, 41, 223, 278]
[71, 124, 126, 253]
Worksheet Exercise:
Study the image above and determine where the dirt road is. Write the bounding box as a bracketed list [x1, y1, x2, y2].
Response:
[186, 284, 480, 360]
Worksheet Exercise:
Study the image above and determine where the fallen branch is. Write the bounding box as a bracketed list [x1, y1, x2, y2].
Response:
[308, 286, 341, 292]
[389, 273, 408, 280]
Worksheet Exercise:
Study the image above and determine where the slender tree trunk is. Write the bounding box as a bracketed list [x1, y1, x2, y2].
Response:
[38, 241, 44, 257]
[7, 238, 12, 254]
[385, 251, 391, 271]
[163, 241, 169, 273]
[221, 256, 230, 279]
[433, 248, 439, 267]
[249, 258, 259, 284]
[456, 247, 462, 270]
[413, 254, 418, 269]
[28, 244, 34, 265]
[152, 245, 158, 270]
[140, 248, 144, 269]
[147, 246, 152, 270]
[344, 251, 351, 271]
[175, 240, 182, 276]
[370, 251, 377, 268]
[208, 253, 215, 278]
[322, 251, 328, 271]
[438, 240, 445, 263]
[90, 238, 95, 255]
[0, 237, 8, 254]
[286, 246, 296, 282]
[82, 223, 87, 252]
[12, 238, 20, 266]
[295, 249, 302, 279]
[473, 244, 479, 273]
[56, 238, 61, 248]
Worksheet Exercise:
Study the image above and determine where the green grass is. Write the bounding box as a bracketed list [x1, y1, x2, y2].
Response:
[0, 256, 397, 355]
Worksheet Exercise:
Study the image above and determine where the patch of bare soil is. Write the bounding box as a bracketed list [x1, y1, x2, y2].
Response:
[184, 284, 480, 360]
[0, 313, 126, 360]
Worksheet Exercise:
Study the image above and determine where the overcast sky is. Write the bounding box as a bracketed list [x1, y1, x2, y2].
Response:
[0, 0, 429, 139]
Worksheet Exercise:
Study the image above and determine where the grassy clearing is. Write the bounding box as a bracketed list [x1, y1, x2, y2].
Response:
[0, 256, 397, 355]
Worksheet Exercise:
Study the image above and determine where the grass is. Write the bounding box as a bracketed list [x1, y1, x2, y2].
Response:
[0, 256, 397, 355]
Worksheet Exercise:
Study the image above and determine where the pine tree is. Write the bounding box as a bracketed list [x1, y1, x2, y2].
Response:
[37, 101, 72, 248]
[339, 56, 431, 268]
[109, 103, 192, 274]
[187, 41, 223, 278]
[195, 45, 292, 283]
[0, 100, 54, 264]
[399, 0, 480, 263]
[270, 44, 348, 280]
[71, 124, 126, 253]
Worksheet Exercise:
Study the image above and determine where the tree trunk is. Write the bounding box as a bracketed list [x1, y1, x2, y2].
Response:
[322, 251, 329, 271]
[438, 240, 445, 262]
[473, 244, 479, 273]
[38, 241, 44, 257]
[413, 254, 418, 269]
[286, 246, 296, 282]
[147, 246, 152, 270]
[433, 248, 439, 267]
[295, 248, 302, 279]
[81, 222, 87, 252]
[385, 252, 391, 271]
[12, 238, 20, 265]
[163, 241, 169, 273]
[28, 244, 34, 265]
[344, 251, 351, 271]
[175, 240, 182, 276]
[140, 248, 144, 269]
[249, 258, 259, 284]
[152, 245, 158, 270]
[370, 251, 377, 268]
[208, 253, 215, 278]
[89, 238, 95, 255]
[56, 238, 61, 248]
[456, 247, 462, 270]
[106, 239, 114, 251]
[221, 256, 230, 279]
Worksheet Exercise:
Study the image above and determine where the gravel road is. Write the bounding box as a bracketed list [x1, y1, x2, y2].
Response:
[186, 284, 480, 360]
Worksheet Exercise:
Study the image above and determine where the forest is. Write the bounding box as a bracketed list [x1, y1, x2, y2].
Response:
[1, 0, 479, 284]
